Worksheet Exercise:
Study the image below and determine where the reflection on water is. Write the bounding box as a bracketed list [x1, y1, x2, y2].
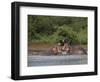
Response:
[28, 55, 88, 67]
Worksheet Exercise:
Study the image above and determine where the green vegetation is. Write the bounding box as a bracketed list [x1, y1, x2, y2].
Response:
[28, 15, 87, 45]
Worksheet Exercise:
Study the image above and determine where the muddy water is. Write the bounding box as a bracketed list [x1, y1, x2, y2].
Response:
[28, 43, 87, 55]
[28, 43, 55, 55]
[28, 43, 55, 50]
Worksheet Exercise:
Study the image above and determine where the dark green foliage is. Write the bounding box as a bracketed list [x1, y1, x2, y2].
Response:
[28, 15, 87, 45]
[57, 25, 78, 44]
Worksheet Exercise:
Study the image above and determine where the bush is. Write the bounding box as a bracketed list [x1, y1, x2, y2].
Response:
[28, 15, 87, 45]
[77, 29, 87, 44]
[56, 25, 78, 44]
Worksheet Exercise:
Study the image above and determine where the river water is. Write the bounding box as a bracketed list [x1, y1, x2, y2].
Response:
[28, 54, 87, 67]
